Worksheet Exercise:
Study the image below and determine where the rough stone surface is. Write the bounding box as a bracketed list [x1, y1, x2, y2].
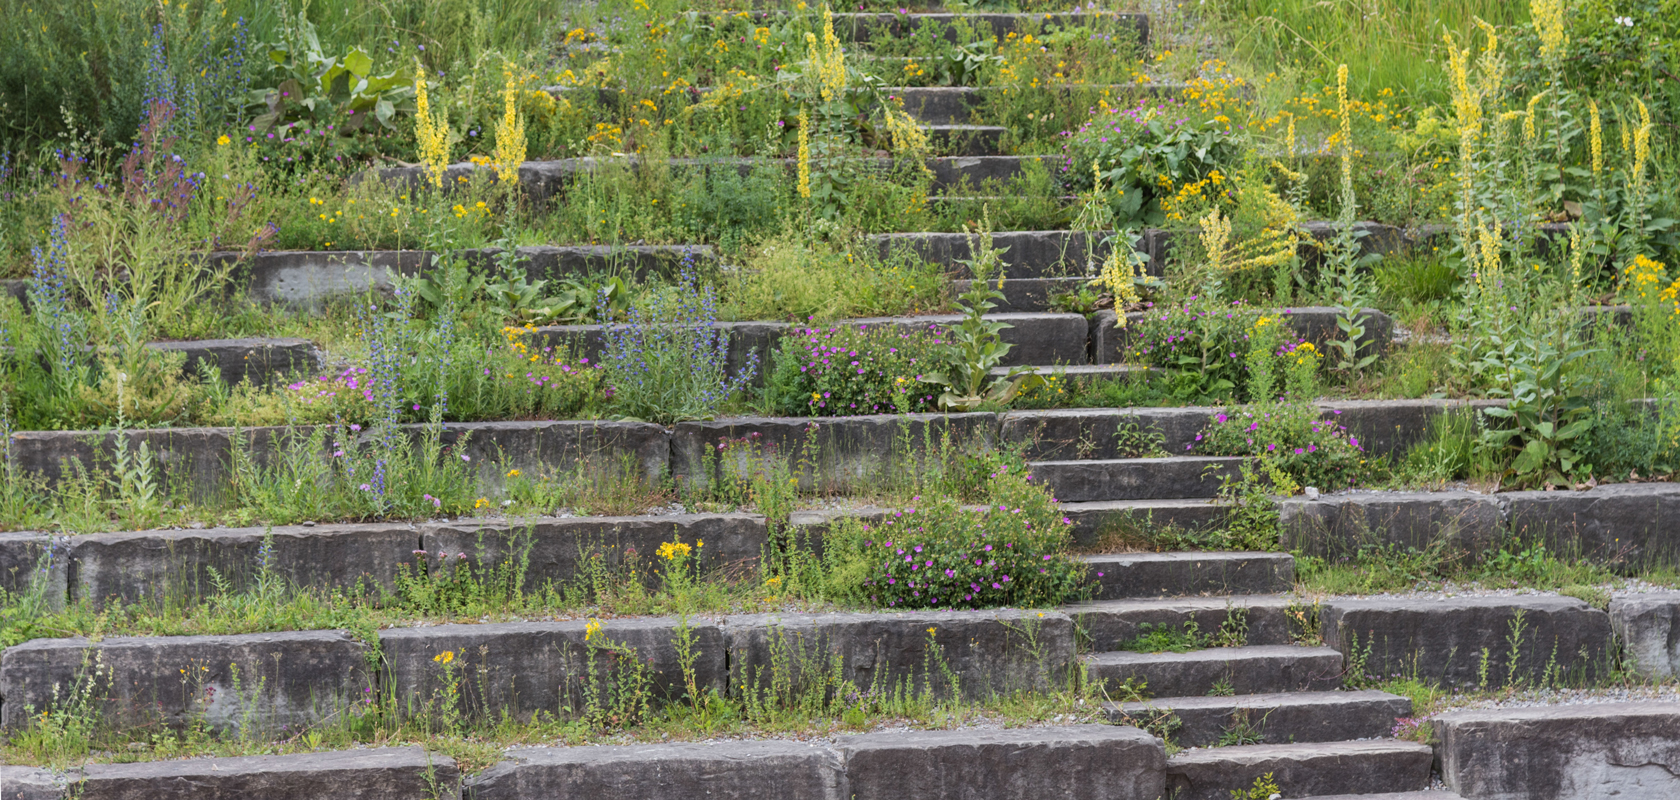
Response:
[1067, 596, 1295, 651]
[1314, 399, 1500, 458]
[1320, 596, 1614, 687]
[380, 618, 726, 721]
[1081, 552, 1293, 600]
[670, 412, 995, 494]
[72, 747, 454, 800]
[421, 514, 767, 593]
[1165, 741, 1433, 800]
[1029, 457, 1244, 503]
[1609, 592, 1680, 680]
[147, 337, 320, 386]
[1110, 690, 1411, 748]
[526, 321, 786, 388]
[455, 244, 709, 281]
[0, 532, 67, 605]
[1505, 483, 1680, 569]
[1279, 491, 1503, 558]
[1436, 702, 1680, 800]
[439, 420, 670, 487]
[724, 609, 1074, 701]
[1296, 793, 1466, 800]
[1086, 646, 1343, 698]
[1059, 499, 1231, 548]
[837, 725, 1166, 800]
[68, 523, 415, 609]
[951, 277, 1092, 313]
[467, 741, 845, 800]
[999, 408, 1218, 460]
[0, 630, 372, 733]
[870, 230, 1115, 280]
[0, 766, 66, 800]
[851, 313, 1090, 366]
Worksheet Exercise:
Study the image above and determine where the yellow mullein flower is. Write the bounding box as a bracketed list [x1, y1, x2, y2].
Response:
[493, 65, 527, 184]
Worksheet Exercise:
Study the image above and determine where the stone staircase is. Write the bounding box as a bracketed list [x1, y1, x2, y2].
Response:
[1062, 552, 1445, 799]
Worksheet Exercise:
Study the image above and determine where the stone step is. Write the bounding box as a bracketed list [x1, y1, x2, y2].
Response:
[1321, 595, 1615, 689]
[1080, 551, 1293, 600]
[870, 229, 1171, 279]
[1086, 645, 1343, 698]
[1165, 741, 1434, 800]
[1059, 499, 1231, 549]
[1107, 690, 1412, 748]
[887, 84, 1176, 125]
[1295, 793, 1466, 800]
[1029, 457, 1245, 503]
[953, 276, 1094, 313]
[986, 364, 1150, 380]
[0, 747, 454, 800]
[1065, 595, 1296, 651]
[1000, 407, 1219, 461]
[927, 123, 1006, 156]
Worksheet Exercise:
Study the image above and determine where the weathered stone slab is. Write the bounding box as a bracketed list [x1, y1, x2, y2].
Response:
[1081, 552, 1293, 600]
[1321, 596, 1614, 688]
[852, 312, 1091, 366]
[380, 617, 725, 722]
[1111, 690, 1410, 748]
[1165, 741, 1433, 800]
[68, 523, 415, 609]
[1314, 399, 1500, 458]
[951, 276, 1092, 313]
[869, 230, 1116, 280]
[421, 514, 767, 594]
[0, 766, 65, 800]
[1086, 646, 1343, 698]
[0, 531, 67, 605]
[147, 337, 320, 386]
[1029, 457, 1244, 503]
[1609, 592, 1680, 680]
[437, 420, 670, 488]
[837, 725, 1166, 800]
[525, 321, 785, 387]
[723, 609, 1074, 701]
[1436, 702, 1680, 800]
[467, 741, 844, 800]
[1067, 596, 1295, 651]
[999, 407, 1218, 460]
[1059, 499, 1231, 548]
[1505, 483, 1680, 569]
[670, 412, 995, 493]
[0, 631, 372, 733]
[70, 747, 454, 800]
[1279, 490, 1503, 558]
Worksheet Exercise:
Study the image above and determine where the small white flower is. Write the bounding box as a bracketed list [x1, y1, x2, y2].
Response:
[1615, 15, 1634, 26]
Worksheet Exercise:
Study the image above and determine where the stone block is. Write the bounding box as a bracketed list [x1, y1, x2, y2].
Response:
[467, 741, 844, 800]
[670, 412, 995, 494]
[437, 420, 669, 488]
[998, 408, 1218, 460]
[1080, 552, 1293, 600]
[421, 514, 767, 593]
[1314, 399, 1500, 458]
[72, 747, 454, 800]
[1436, 701, 1680, 800]
[1505, 483, 1680, 569]
[1279, 491, 1503, 558]
[1111, 690, 1411, 748]
[0, 532, 67, 605]
[837, 724, 1166, 800]
[223, 249, 432, 307]
[950, 277, 1091, 313]
[869, 231, 1112, 279]
[1165, 741, 1433, 800]
[1086, 646, 1343, 697]
[0, 766, 65, 800]
[723, 609, 1074, 701]
[525, 321, 784, 387]
[1059, 499, 1231, 548]
[147, 338, 320, 386]
[380, 618, 725, 721]
[0, 631, 372, 733]
[1093, 307, 1393, 364]
[68, 523, 415, 609]
[1067, 596, 1295, 651]
[1608, 592, 1680, 679]
[850, 313, 1090, 366]
[1321, 596, 1614, 688]
[1029, 457, 1244, 503]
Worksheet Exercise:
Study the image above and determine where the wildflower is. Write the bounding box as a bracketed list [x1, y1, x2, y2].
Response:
[433, 651, 455, 665]
[506, 469, 521, 478]
[585, 618, 603, 642]
[657, 540, 693, 560]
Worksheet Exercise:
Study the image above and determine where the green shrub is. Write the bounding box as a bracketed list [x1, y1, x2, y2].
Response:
[1193, 403, 1374, 490]
[766, 322, 942, 416]
[824, 465, 1087, 609]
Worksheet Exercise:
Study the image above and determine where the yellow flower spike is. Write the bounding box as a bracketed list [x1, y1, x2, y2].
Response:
[413, 60, 451, 189]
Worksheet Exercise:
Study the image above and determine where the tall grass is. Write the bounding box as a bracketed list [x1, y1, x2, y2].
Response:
[1209, 0, 1531, 104]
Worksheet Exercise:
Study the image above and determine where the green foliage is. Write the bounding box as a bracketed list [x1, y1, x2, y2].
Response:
[1196, 404, 1373, 491]
[725, 237, 944, 323]
[1058, 102, 1243, 226]
[248, 12, 415, 135]
[766, 322, 941, 417]
[823, 463, 1087, 610]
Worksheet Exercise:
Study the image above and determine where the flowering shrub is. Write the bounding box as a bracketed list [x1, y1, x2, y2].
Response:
[1127, 298, 1262, 402]
[825, 465, 1087, 609]
[601, 256, 756, 423]
[1191, 404, 1373, 490]
[1058, 98, 1242, 226]
[767, 323, 942, 416]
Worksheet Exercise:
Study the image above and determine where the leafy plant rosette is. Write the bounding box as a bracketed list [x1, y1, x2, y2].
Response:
[1191, 404, 1374, 490]
[827, 465, 1089, 610]
[767, 322, 942, 416]
[1058, 98, 1242, 226]
[1126, 298, 1260, 402]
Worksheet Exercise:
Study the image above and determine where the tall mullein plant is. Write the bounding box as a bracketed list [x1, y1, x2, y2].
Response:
[600, 255, 756, 423]
[1326, 65, 1376, 374]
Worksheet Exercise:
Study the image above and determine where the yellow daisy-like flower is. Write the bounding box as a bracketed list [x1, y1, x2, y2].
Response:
[433, 651, 454, 664]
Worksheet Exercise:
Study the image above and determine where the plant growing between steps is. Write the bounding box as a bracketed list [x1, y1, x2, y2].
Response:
[922, 209, 1042, 410]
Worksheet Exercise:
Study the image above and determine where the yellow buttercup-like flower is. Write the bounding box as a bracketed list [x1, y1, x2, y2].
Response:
[433, 651, 454, 665]
[657, 540, 693, 561]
